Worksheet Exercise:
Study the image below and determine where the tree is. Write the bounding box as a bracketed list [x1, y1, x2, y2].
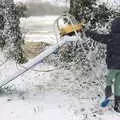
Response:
[69, 0, 119, 29]
[0, 0, 26, 63]
[15, 2, 28, 17]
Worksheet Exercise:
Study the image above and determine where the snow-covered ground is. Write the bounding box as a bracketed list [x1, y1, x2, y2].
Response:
[0, 59, 120, 120]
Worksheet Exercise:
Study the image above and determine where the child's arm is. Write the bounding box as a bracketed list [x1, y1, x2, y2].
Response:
[85, 30, 112, 44]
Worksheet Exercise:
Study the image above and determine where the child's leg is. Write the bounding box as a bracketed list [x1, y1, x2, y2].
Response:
[106, 70, 116, 86]
[114, 71, 120, 96]
[105, 70, 116, 98]
[113, 71, 120, 112]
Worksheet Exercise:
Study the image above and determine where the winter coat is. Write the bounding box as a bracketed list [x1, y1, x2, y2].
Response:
[85, 17, 120, 69]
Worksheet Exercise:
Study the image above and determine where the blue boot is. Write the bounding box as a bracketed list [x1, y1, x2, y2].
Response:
[101, 97, 111, 107]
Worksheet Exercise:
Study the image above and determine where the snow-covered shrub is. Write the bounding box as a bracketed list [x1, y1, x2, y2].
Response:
[0, 0, 27, 63]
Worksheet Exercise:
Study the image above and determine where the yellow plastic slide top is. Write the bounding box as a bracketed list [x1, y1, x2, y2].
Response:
[59, 23, 83, 36]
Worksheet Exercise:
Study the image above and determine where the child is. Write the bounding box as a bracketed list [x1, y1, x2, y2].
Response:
[85, 17, 120, 112]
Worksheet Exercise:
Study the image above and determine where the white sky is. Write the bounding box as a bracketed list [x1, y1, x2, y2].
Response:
[14, 0, 53, 3]
[14, 0, 65, 4]
[14, 0, 69, 7]
[14, 0, 120, 9]
[14, 0, 119, 3]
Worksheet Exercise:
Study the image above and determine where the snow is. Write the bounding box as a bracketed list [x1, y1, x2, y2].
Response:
[0, 60, 89, 120]
[0, 92, 83, 120]
[25, 34, 56, 44]
[0, 56, 120, 120]
[98, 0, 120, 10]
